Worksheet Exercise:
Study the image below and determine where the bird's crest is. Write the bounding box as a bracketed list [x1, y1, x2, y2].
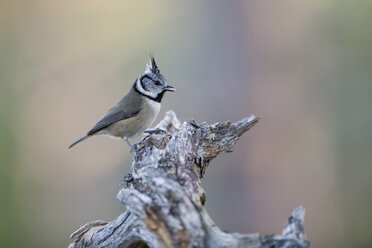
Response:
[146, 54, 161, 75]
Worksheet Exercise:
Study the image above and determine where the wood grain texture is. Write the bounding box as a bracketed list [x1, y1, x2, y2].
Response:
[69, 111, 310, 248]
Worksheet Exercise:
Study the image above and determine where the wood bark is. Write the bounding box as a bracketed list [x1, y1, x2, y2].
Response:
[69, 111, 310, 248]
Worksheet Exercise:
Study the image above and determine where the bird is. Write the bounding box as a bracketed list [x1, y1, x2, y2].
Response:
[69, 55, 175, 161]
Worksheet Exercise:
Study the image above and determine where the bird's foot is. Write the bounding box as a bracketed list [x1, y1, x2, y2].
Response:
[132, 149, 142, 162]
[144, 128, 167, 135]
[123, 136, 142, 162]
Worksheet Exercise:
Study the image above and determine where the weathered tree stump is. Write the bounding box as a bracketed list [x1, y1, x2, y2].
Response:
[69, 111, 310, 248]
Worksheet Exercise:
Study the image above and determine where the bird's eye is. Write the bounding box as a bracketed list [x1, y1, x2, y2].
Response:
[154, 81, 161, 86]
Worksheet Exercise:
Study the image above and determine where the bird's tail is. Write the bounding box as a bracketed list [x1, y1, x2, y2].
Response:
[69, 135, 90, 149]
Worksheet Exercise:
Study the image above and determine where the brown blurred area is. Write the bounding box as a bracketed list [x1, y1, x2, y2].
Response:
[1, 1, 372, 247]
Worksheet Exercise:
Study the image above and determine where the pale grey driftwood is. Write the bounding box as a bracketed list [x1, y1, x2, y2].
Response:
[69, 111, 309, 248]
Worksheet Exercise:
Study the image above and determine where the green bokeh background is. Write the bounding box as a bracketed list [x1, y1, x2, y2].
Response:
[1, 1, 372, 247]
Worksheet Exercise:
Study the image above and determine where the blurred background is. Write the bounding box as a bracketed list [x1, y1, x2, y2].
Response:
[1, 0, 371, 247]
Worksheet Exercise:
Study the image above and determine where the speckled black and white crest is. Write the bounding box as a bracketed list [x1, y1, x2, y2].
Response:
[148, 55, 165, 81]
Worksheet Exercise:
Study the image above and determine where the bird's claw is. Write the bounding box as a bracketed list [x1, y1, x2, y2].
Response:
[131, 149, 142, 162]
[144, 128, 167, 135]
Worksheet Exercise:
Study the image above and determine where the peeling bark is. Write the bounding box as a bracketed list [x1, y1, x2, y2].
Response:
[69, 111, 309, 248]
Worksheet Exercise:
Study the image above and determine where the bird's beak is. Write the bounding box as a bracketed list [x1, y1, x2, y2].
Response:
[165, 85, 176, 92]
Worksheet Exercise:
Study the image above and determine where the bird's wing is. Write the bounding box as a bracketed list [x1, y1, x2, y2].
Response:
[87, 107, 141, 136]
[86, 84, 143, 136]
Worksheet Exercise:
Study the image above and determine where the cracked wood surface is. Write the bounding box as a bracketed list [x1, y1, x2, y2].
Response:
[69, 111, 309, 248]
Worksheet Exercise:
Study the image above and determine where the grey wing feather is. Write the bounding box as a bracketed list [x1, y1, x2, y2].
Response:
[86, 85, 143, 136]
[87, 109, 140, 135]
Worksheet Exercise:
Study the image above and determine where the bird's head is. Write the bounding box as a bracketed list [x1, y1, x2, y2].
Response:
[135, 55, 175, 102]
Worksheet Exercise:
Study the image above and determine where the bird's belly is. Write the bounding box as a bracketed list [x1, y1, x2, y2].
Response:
[105, 100, 160, 138]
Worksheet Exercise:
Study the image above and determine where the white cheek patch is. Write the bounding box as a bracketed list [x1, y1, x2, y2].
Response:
[136, 78, 158, 99]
